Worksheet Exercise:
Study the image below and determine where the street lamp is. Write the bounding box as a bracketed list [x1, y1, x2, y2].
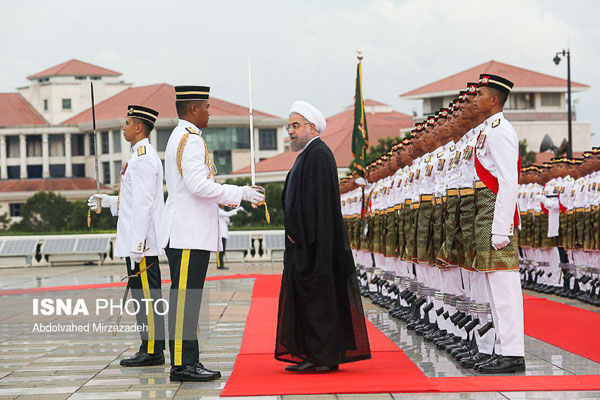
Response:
[554, 49, 572, 158]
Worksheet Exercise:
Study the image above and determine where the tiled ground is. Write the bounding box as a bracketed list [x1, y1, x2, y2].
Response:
[0, 261, 598, 399]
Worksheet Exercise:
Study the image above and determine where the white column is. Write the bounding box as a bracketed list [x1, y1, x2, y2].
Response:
[42, 133, 50, 178]
[84, 133, 90, 156]
[65, 133, 72, 178]
[108, 130, 115, 186]
[0, 135, 7, 180]
[19, 134, 27, 179]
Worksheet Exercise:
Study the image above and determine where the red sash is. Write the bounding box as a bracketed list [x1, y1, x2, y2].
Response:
[558, 194, 567, 214]
[540, 202, 549, 215]
[474, 149, 522, 228]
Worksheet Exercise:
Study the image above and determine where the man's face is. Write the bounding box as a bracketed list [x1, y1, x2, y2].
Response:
[474, 87, 493, 115]
[462, 96, 476, 121]
[288, 113, 316, 152]
[122, 117, 140, 144]
[194, 101, 210, 128]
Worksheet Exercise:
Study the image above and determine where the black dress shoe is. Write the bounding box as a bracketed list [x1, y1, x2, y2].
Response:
[460, 352, 492, 368]
[285, 361, 339, 373]
[478, 355, 526, 374]
[217, 265, 229, 270]
[170, 364, 221, 382]
[120, 352, 165, 367]
[195, 362, 221, 379]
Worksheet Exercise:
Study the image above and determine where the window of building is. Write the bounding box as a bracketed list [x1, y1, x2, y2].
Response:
[6, 136, 19, 158]
[541, 93, 561, 107]
[157, 129, 171, 152]
[49, 135, 65, 157]
[26, 135, 42, 157]
[506, 93, 534, 110]
[259, 129, 277, 150]
[43, 99, 48, 111]
[9, 203, 22, 217]
[101, 132, 109, 154]
[89, 133, 96, 155]
[112, 131, 121, 153]
[27, 165, 42, 178]
[7, 166, 20, 179]
[91, 76, 101, 80]
[49, 164, 65, 178]
[114, 161, 123, 183]
[62, 98, 72, 110]
[71, 134, 85, 156]
[75, 76, 87, 80]
[102, 161, 110, 184]
[72, 163, 85, 177]
[202, 127, 250, 151]
[213, 150, 232, 175]
[429, 97, 443, 112]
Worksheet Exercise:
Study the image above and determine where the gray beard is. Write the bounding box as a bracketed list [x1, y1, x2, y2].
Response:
[290, 137, 310, 152]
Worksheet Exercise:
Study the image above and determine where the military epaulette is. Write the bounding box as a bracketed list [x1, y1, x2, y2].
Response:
[185, 127, 200, 135]
[450, 145, 456, 152]
[137, 146, 146, 156]
[492, 119, 501, 128]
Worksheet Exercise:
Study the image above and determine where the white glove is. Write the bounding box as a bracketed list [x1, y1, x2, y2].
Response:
[129, 252, 144, 264]
[491, 234, 510, 250]
[87, 194, 111, 210]
[535, 194, 546, 203]
[355, 177, 367, 186]
[241, 186, 265, 205]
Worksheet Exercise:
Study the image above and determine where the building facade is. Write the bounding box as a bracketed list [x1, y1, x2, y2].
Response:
[0, 60, 286, 220]
[401, 60, 591, 153]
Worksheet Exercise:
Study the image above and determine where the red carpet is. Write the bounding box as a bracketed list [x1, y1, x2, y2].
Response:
[523, 294, 600, 363]
[223, 276, 436, 396]
[0, 273, 270, 296]
[222, 275, 600, 396]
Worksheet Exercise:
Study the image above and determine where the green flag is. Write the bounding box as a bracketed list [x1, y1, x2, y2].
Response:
[351, 59, 369, 178]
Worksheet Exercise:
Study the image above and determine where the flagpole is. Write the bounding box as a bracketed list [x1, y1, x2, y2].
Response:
[248, 61, 256, 186]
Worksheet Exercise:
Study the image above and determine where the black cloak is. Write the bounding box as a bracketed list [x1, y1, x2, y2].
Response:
[275, 138, 371, 366]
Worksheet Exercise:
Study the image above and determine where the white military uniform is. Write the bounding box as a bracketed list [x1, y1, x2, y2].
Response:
[107, 138, 164, 258]
[159, 119, 243, 251]
[475, 111, 524, 357]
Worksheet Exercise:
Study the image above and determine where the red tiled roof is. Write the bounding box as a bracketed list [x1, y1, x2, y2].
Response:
[401, 60, 589, 98]
[0, 93, 48, 127]
[0, 178, 109, 193]
[62, 84, 278, 125]
[27, 59, 121, 80]
[232, 101, 413, 174]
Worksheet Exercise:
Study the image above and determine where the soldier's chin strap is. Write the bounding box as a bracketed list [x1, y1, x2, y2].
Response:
[113, 262, 155, 336]
[250, 185, 270, 224]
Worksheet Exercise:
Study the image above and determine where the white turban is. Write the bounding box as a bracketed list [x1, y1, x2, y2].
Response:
[289, 101, 326, 134]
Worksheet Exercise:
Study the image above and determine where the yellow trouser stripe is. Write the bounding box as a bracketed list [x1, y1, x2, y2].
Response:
[216, 251, 221, 268]
[139, 258, 155, 354]
[174, 250, 190, 366]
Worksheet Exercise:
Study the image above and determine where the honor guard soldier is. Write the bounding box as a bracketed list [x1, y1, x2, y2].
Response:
[471, 74, 525, 373]
[159, 86, 264, 382]
[88, 105, 166, 367]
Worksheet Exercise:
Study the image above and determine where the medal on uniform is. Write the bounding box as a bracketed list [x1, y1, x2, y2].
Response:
[452, 151, 461, 166]
[476, 133, 486, 149]
[415, 169, 421, 180]
[437, 159, 445, 171]
[463, 145, 473, 160]
[409, 172, 414, 182]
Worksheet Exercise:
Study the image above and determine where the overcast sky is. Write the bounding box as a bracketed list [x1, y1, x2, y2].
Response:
[1, 0, 598, 147]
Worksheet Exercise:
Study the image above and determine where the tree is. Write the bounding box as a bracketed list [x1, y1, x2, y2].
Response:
[0, 213, 11, 231]
[11, 192, 73, 232]
[225, 178, 284, 229]
[9, 191, 117, 233]
[349, 136, 401, 175]
[519, 139, 537, 166]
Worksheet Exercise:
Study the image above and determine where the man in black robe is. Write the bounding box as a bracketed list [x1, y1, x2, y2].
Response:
[275, 101, 371, 372]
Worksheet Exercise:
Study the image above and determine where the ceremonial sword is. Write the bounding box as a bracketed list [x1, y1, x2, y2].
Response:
[247, 61, 269, 223]
[87, 82, 102, 227]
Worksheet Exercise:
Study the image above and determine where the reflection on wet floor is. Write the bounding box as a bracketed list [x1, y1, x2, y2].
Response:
[0, 262, 598, 399]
